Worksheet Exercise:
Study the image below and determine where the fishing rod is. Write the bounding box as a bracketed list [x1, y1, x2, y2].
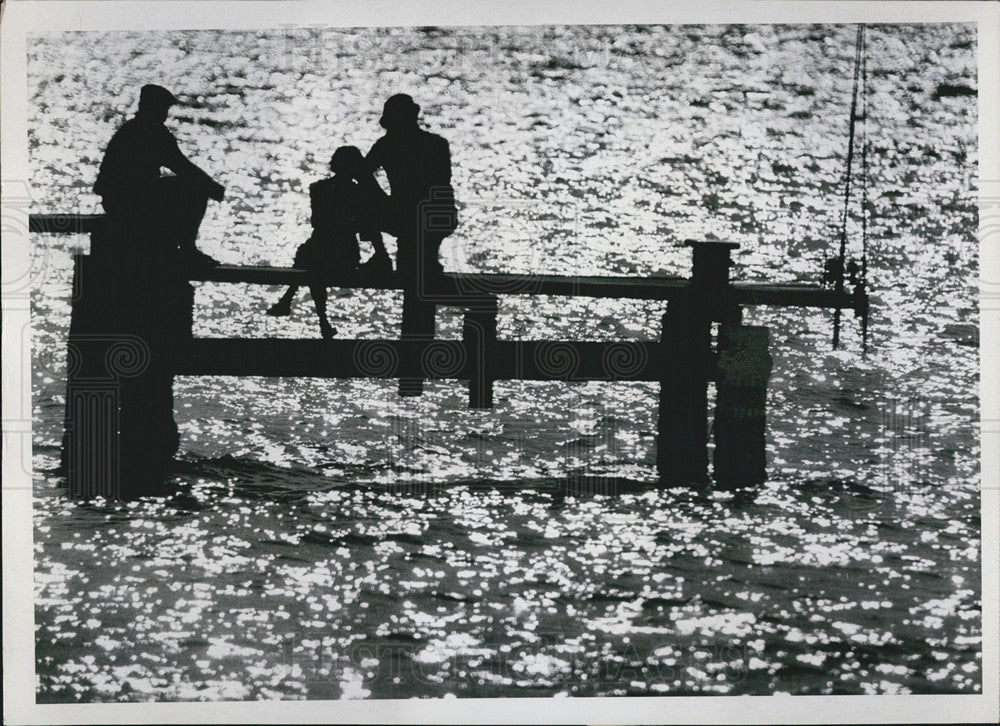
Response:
[826, 23, 871, 354]
[859, 28, 871, 356]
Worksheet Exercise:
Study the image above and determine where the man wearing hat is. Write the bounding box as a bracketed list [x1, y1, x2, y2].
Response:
[361, 94, 458, 394]
[363, 93, 457, 280]
[94, 84, 225, 267]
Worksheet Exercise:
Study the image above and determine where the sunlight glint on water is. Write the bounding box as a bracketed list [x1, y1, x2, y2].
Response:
[29, 24, 980, 700]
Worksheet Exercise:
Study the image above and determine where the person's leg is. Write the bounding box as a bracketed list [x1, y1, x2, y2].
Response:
[267, 285, 298, 316]
[162, 178, 209, 252]
[269, 238, 316, 315]
[368, 183, 399, 238]
[158, 177, 216, 266]
[308, 282, 336, 340]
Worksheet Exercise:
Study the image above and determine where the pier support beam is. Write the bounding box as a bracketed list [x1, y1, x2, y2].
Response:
[463, 295, 498, 408]
[657, 299, 710, 485]
[399, 290, 436, 397]
[714, 325, 772, 488]
[656, 240, 741, 487]
[62, 228, 192, 498]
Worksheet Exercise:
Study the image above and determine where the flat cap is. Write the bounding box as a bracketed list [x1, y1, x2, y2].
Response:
[139, 84, 179, 108]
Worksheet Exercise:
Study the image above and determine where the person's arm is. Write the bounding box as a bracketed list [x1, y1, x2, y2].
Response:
[161, 130, 225, 201]
[309, 181, 323, 230]
[429, 137, 455, 208]
[355, 182, 386, 253]
[363, 138, 383, 175]
[357, 140, 386, 195]
[356, 141, 389, 247]
[434, 137, 452, 187]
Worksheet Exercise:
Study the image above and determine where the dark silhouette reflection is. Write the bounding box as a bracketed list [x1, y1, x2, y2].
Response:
[358, 94, 458, 393]
[267, 146, 389, 339]
[93, 84, 225, 268]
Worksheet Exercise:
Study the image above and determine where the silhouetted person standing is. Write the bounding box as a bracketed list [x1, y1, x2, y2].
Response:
[94, 84, 225, 268]
[267, 146, 387, 339]
[361, 94, 457, 395]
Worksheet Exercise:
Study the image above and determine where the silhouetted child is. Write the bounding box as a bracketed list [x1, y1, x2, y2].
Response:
[267, 146, 387, 339]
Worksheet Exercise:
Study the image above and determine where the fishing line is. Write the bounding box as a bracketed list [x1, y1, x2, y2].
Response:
[860, 26, 870, 356]
[833, 23, 866, 350]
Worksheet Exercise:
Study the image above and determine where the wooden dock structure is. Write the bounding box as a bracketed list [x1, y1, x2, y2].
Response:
[30, 213, 868, 498]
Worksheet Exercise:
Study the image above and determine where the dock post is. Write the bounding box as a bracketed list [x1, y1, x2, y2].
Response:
[687, 239, 739, 304]
[657, 297, 710, 484]
[399, 289, 436, 397]
[463, 295, 498, 408]
[657, 240, 739, 486]
[62, 224, 193, 498]
[714, 325, 772, 488]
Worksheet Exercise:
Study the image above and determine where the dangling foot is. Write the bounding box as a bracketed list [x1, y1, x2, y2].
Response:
[319, 320, 337, 340]
[267, 300, 292, 316]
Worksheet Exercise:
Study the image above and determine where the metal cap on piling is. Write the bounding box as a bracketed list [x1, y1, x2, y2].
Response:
[685, 240, 740, 321]
[685, 239, 739, 287]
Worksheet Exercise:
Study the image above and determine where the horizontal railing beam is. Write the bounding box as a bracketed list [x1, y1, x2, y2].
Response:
[29, 213, 106, 234]
[194, 267, 856, 309]
[34, 215, 858, 309]
[198, 264, 315, 286]
[429, 273, 688, 300]
[732, 283, 860, 309]
[193, 265, 689, 300]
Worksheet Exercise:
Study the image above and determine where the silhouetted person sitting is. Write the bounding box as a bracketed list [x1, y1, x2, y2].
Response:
[361, 94, 457, 282]
[93, 84, 225, 269]
[267, 146, 387, 340]
[358, 94, 457, 394]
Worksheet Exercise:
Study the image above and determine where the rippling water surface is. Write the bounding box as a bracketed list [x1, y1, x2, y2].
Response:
[28, 24, 981, 700]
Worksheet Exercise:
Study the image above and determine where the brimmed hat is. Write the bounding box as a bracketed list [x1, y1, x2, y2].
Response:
[139, 84, 179, 109]
[379, 94, 420, 128]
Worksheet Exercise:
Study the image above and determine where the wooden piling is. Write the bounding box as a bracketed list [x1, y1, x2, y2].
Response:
[62, 224, 192, 498]
[463, 295, 498, 408]
[656, 297, 711, 485]
[656, 241, 740, 486]
[713, 325, 772, 488]
[398, 289, 436, 397]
